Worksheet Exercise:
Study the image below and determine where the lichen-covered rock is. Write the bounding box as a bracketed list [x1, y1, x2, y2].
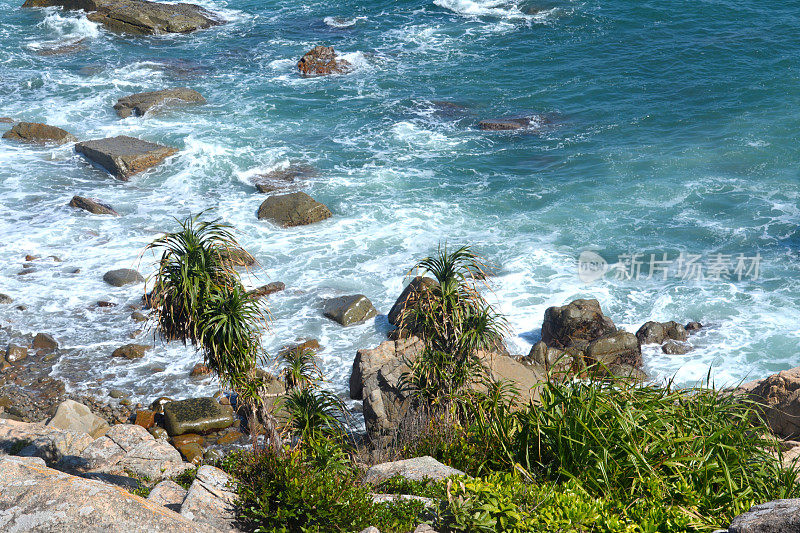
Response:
[297, 45, 351, 76]
[68, 195, 119, 215]
[363, 456, 464, 485]
[2, 121, 76, 144]
[323, 294, 378, 326]
[76, 135, 177, 180]
[541, 299, 617, 350]
[46, 399, 109, 439]
[728, 498, 800, 533]
[162, 397, 235, 436]
[103, 268, 145, 286]
[257, 191, 332, 227]
[23, 0, 222, 35]
[114, 88, 205, 118]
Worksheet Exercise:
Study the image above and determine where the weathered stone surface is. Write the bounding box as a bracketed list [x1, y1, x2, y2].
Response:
[297, 45, 351, 76]
[740, 367, 800, 439]
[177, 442, 204, 465]
[364, 456, 464, 485]
[525, 340, 574, 373]
[162, 397, 235, 436]
[114, 88, 205, 118]
[103, 268, 145, 286]
[0, 293, 12, 304]
[584, 331, 642, 370]
[135, 409, 156, 429]
[76, 135, 177, 180]
[0, 455, 205, 532]
[636, 321, 666, 345]
[7, 344, 28, 362]
[249, 281, 285, 298]
[105, 423, 153, 452]
[685, 321, 703, 332]
[118, 439, 184, 480]
[728, 498, 800, 533]
[478, 118, 531, 131]
[68, 195, 119, 215]
[180, 465, 237, 531]
[32, 332, 58, 351]
[279, 339, 320, 358]
[663, 321, 689, 342]
[662, 340, 693, 355]
[23, 0, 222, 35]
[2, 121, 76, 144]
[18, 429, 94, 465]
[148, 480, 188, 512]
[387, 276, 438, 333]
[62, 435, 124, 472]
[47, 399, 109, 439]
[112, 343, 151, 359]
[257, 191, 332, 227]
[323, 294, 378, 326]
[190, 363, 211, 377]
[541, 299, 616, 349]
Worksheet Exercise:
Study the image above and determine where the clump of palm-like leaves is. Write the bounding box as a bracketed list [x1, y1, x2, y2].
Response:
[400, 245, 508, 403]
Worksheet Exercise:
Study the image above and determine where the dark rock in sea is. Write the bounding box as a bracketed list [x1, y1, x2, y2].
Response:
[68, 195, 119, 216]
[249, 281, 285, 299]
[0, 294, 12, 304]
[32, 333, 58, 352]
[661, 340, 693, 355]
[662, 320, 689, 342]
[478, 118, 532, 131]
[162, 397, 235, 436]
[6, 345, 28, 363]
[252, 163, 316, 193]
[112, 344, 151, 359]
[297, 45, 351, 76]
[525, 340, 574, 373]
[541, 298, 617, 350]
[76, 135, 177, 180]
[584, 330, 642, 370]
[323, 294, 378, 326]
[22, 0, 222, 35]
[131, 311, 147, 322]
[114, 88, 206, 118]
[217, 246, 255, 268]
[279, 339, 320, 358]
[103, 268, 144, 287]
[635, 321, 666, 345]
[685, 321, 703, 332]
[2, 122, 76, 145]
[35, 38, 88, 56]
[728, 498, 800, 533]
[257, 191, 332, 227]
[96, 301, 117, 308]
[189, 363, 211, 377]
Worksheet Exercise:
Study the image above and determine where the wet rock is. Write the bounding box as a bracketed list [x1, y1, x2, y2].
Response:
[180, 465, 237, 531]
[76, 135, 178, 180]
[218, 246, 256, 268]
[109, 389, 126, 399]
[203, 448, 223, 463]
[252, 163, 316, 193]
[162, 397, 235, 436]
[662, 340, 693, 355]
[0, 293, 12, 304]
[190, 363, 211, 377]
[33, 333, 58, 352]
[47, 399, 109, 439]
[35, 38, 87, 56]
[663, 321, 689, 342]
[135, 409, 156, 429]
[112, 343, 151, 359]
[150, 426, 169, 441]
[478, 118, 531, 131]
[635, 321, 666, 345]
[585, 331, 642, 370]
[114, 88, 205, 118]
[363, 456, 464, 485]
[257, 191, 332, 227]
[23, 0, 222, 35]
[148, 479, 188, 512]
[279, 339, 320, 358]
[249, 281, 285, 298]
[6, 344, 28, 362]
[387, 276, 438, 333]
[685, 321, 703, 332]
[1, 121, 76, 144]
[323, 294, 378, 326]
[0, 456, 204, 532]
[103, 268, 145, 286]
[728, 498, 800, 533]
[0, 117, 14, 123]
[131, 311, 148, 322]
[68, 195, 119, 215]
[172, 433, 203, 448]
[177, 442, 204, 465]
[541, 298, 617, 350]
[297, 45, 351, 76]
[216, 430, 243, 446]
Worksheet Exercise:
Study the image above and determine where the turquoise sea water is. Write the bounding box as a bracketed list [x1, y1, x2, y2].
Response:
[0, 0, 798, 402]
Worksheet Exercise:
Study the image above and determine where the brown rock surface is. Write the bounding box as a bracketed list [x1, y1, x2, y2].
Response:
[114, 88, 205, 118]
[2, 122, 76, 144]
[76, 135, 177, 180]
[297, 45, 351, 76]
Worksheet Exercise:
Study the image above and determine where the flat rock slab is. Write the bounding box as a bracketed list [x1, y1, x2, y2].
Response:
[0, 456, 207, 532]
[729, 498, 800, 533]
[23, 0, 222, 35]
[257, 191, 332, 227]
[114, 88, 206, 118]
[162, 397, 235, 436]
[478, 118, 532, 131]
[68, 195, 118, 215]
[363, 456, 464, 485]
[76, 135, 177, 180]
[103, 268, 145, 286]
[323, 294, 378, 326]
[2, 122, 76, 144]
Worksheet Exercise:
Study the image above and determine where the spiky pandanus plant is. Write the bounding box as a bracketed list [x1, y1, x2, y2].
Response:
[401, 245, 508, 404]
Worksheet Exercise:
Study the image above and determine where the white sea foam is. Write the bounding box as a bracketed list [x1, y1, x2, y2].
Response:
[434, 0, 557, 22]
[323, 16, 366, 28]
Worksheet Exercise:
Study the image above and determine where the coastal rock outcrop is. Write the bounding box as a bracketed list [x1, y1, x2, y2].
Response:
[47, 399, 110, 439]
[76, 135, 178, 180]
[249, 281, 285, 298]
[541, 298, 617, 349]
[257, 191, 332, 227]
[478, 118, 532, 131]
[68, 195, 119, 215]
[738, 367, 800, 439]
[323, 294, 378, 326]
[387, 276, 438, 335]
[22, 0, 222, 35]
[103, 268, 145, 286]
[2, 121, 76, 144]
[114, 88, 206, 118]
[217, 246, 256, 268]
[728, 498, 800, 533]
[297, 45, 351, 76]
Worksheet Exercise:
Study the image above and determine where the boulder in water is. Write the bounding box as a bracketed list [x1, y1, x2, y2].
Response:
[257, 191, 332, 227]
[323, 294, 378, 326]
[76, 135, 177, 180]
[478, 118, 531, 131]
[112, 343, 151, 359]
[2, 122, 76, 144]
[114, 88, 206, 118]
[541, 298, 617, 350]
[103, 268, 145, 286]
[68, 195, 119, 215]
[297, 45, 351, 76]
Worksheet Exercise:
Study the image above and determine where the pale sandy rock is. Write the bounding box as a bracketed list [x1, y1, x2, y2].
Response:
[47, 399, 109, 439]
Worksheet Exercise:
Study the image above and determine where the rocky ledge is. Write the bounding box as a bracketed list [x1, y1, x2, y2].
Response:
[76, 135, 178, 180]
[114, 88, 206, 118]
[2, 122, 76, 145]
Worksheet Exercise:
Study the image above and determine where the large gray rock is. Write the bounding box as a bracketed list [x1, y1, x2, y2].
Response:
[257, 191, 332, 227]
[68, 195, 119, 215]
[61, 435, 124, 472]
[635, 321, 666, 345]
[363, 456, 464, 485]
[0, 455, 206, 532]
[23, 0, 222, 35]
[162, 397, 235, 436]
[114, 88, 206, 118]
[729, 498, 800, 533]
[387, 276, 438, 333]
[541, 299, 617, 350]
[117, 439, 185, 480]
[76, 135, 178, 180]
[18, 429, 94, 466]
[180, 465, 237, 532]
[739, 367, 800, 439]
[103, 268, 145, 286]
[323, 294, 378, 326]
[297, 45, 351, 76]
[47, 399, 109, 439]
[2, 122, 76, 144]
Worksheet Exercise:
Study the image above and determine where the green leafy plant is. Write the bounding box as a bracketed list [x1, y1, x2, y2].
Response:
[280, 347, 322, 391]
[283, 387, 345, 441]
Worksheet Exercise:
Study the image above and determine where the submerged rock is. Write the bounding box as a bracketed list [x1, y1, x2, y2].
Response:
[478, 118, 532, 131]
[68, 195, 119, 215]
[297, 45, 351, 76]
[114, 88, 206, 118]
[22, 0, 222, 35]
[76, 135, 178, 180]
[6, 344, 28, 362]
[252, 163, 316, 193]
[2, 121, 76, 144]
[103, 268, 145, 286]
[162, 397, 235, 436]
[257, 191, 332, 227]
[33, 332, 58, 352]
[323, 294, 378, 326]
